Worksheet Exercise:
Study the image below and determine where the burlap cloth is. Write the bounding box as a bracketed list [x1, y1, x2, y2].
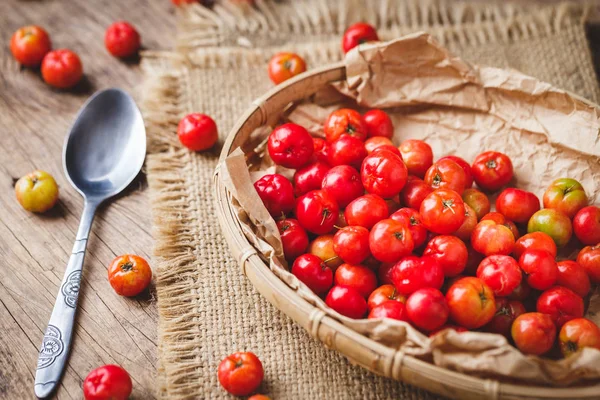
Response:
[140, 1, 600, 398]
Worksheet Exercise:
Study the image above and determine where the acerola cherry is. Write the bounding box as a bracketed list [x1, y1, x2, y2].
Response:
[361, 149, 407, 198]
[573, 206, 600, 245]
[369, 219, 414, 263]
[105, 21, 141, 58]
[461, 188, 491, 220]
[420, 189, 465, 234]
[495, 188, 540, 224]
[362, 109, 393, 138]
[423, 235, 468, 277]
[364, 136, 394, 154]
[398, 139, 433, 178]
[438, 156, 473, 188]
[518, 249, 558, 290]
[471, 151, 513, 192]
[328, 134, 367, 169]
[293, 161, 330, 196]
[424, 158, 467, 194]
[342, 22, 379, 53]
[454, 204, 478, 242]
[367, 284, 406, 310]
[406, 288, 449, 332]
[527, 209, 572, 248]
[556, 260, 591, 297]
[345, 194, 389, 229]
[401, 176, 433, 210]
[277, 219, 309, 261]
[543, 178, 588, 219]
[483, 298, 526, 337]
[391, 256, 444, 295]
[291, 254, 333, 295]
[476, 255, 522, 296]
[333, 226, 370, 265]
[308, 235, 343, 270]
[312, 137, 330, 164]
[511, 312, 556, 355]
[559, 318, 600, 357]
[536, 286, 584, 327]
[577, 244, 600, 283]
[368, 300, 409, 321]
[334, 263, 377, 298]
[390, 208, 428, 248]
[446, 277, 496, 329]
[267, 52, 306, 84]
[177, 113, 218, 151]
[268, 123, 313, 169]
[254, 174, 295, 217]
[295, 189, 339, 235]
[324, 109, 367, 142]
[321, 165, 363, 208]
[513, 232, 557, 260]
[470, 220, 515, 256]
[325, 285, 368, 319]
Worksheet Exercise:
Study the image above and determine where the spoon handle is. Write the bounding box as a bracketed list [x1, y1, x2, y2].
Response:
[34, 200, 98, 399]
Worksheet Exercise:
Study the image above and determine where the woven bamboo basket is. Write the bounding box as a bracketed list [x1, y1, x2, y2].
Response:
[214, 62, 600, 400]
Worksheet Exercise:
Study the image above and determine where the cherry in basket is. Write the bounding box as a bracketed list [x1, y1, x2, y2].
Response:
[268, 123, 313, 168]
[577, 244, 600, 283]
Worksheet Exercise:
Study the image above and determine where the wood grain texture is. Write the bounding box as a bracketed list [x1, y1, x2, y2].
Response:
[0, 0, 175, 398]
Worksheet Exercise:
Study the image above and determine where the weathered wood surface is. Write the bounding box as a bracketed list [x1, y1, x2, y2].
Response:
[0, 1, 175, 398]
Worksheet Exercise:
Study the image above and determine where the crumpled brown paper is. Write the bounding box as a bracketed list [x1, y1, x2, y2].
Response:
[220, 32, 600, 385]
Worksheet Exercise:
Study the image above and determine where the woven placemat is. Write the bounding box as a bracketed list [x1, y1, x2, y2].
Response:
[140, 1, 600, 398]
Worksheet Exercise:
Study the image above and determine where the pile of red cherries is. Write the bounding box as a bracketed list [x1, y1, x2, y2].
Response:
[253, 107, 600, 358]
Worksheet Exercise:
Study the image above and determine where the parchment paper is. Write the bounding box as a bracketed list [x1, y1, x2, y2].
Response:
[221, 32, 600, 385]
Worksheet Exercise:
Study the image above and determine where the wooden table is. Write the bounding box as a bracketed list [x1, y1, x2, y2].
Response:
[0, 1, 174, 398]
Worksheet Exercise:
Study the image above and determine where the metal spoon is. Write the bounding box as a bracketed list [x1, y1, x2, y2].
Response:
[34, 88, 146, 398]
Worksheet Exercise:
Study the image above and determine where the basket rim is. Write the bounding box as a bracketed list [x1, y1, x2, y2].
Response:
[214, 62, 600, 399]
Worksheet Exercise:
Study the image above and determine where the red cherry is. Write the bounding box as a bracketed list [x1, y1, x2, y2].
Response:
[277, 219, 309, 261]
[291, 254, 333, 295]
[268, 123, 314, 169]
[254, 174, 295, 217]
[334, 263, 377, 298]
[295, 190, 339, 235]
[333, 226, 371, 265]
[390, 208, 428, 248]
[368, 300, 409, 321]
[328, 134, 367, 169]
[361, 149, 408, 199]
[325, 285, 368, 319]
[391, 256, 444, 296]
[345, 194, 389, 229]
[406, 288, 449, 332]
[362, 109, 393, 138]
[369, 219, 414, 263]
[293, 161, 330, 197]
[321, 165, 363, 208]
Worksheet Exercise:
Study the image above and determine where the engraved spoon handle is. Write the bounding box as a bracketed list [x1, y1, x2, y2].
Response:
[34, 200, 99, 398]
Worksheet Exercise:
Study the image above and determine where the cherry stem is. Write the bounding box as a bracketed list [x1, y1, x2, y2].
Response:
[324, 255, 339, 263]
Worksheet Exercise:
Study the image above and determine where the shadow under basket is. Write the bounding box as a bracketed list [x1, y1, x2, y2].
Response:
[214, 62, 600, 400]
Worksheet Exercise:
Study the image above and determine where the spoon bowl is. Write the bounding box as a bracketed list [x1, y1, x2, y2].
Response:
[35, 88, 146, 398]
[64, 88, 146, 199]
